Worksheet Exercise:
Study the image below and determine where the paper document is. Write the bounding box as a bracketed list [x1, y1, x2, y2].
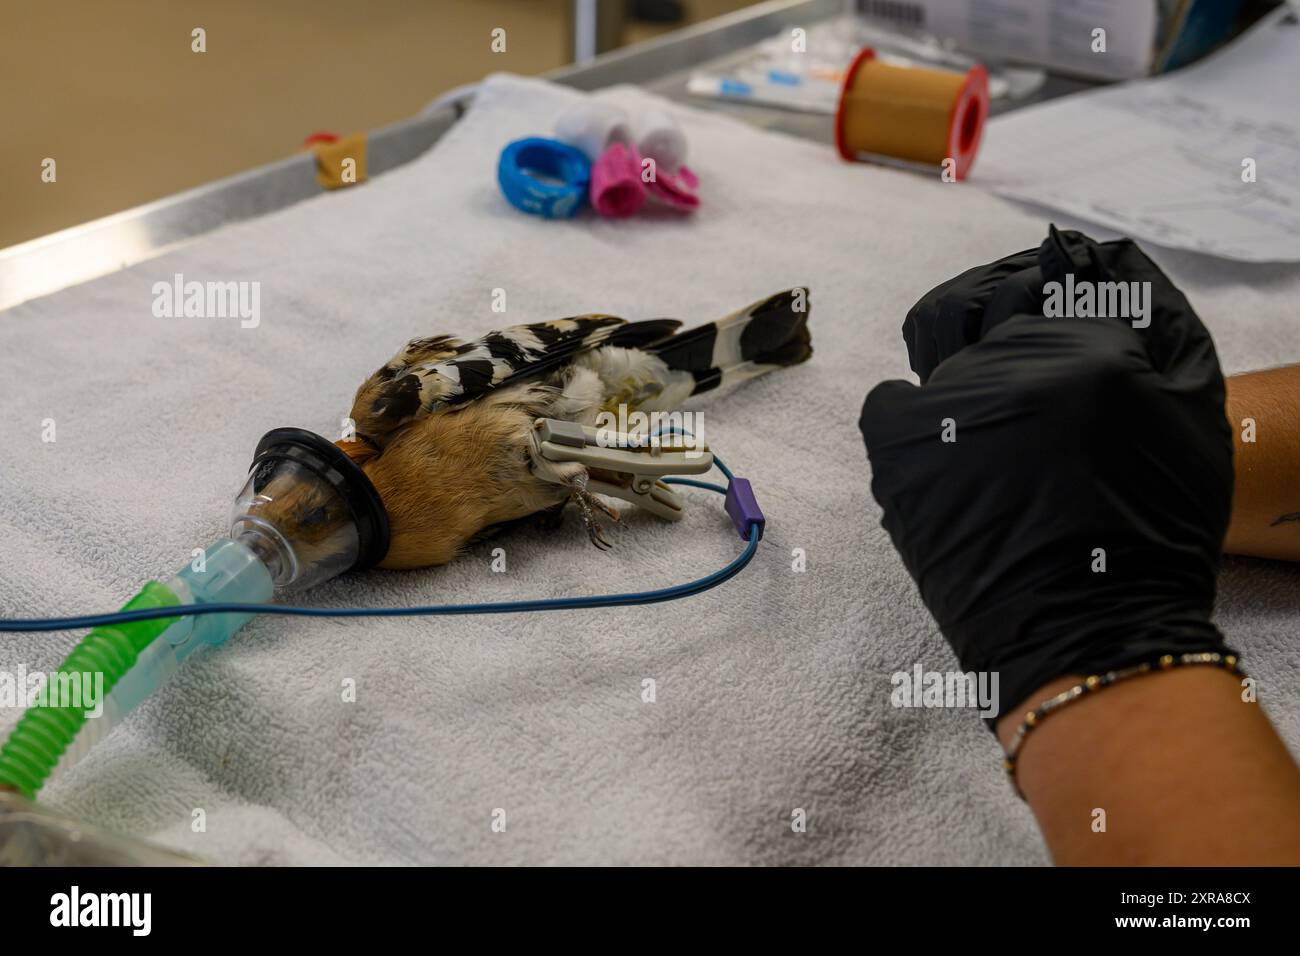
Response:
[855, 0, 1158, 80]
[978, 6, 1300, 263]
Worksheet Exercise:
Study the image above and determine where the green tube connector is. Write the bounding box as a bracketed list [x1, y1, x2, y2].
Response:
[0, 538, 273, 800]
[0, 582, 181, 799]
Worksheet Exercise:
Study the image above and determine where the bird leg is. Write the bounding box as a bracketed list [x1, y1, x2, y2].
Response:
[566, 471, 620, 551]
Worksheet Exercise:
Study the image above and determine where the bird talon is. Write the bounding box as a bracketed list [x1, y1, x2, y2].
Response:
[594, 497, 621, 523]
[568, 475, 617, 551]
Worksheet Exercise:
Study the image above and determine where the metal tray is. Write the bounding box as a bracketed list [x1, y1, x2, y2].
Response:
[0, 0, 1091, 311]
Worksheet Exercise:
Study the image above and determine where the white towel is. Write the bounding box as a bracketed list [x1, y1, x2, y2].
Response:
[1, 73, 1296, 865]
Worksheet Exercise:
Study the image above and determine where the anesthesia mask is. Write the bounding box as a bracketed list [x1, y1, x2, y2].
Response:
[0, 422, 759, 864]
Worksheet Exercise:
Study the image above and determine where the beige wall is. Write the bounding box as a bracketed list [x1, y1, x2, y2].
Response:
[1, 0, 756, 249]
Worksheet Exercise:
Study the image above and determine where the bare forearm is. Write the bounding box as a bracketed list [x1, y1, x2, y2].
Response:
[994, 367, 1300, 863]
[1225, 366, 1300, 561]
[997, 667, 1300, 865]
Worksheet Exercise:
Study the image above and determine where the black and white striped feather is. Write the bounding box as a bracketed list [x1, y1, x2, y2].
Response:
[349, 289, 810, 450]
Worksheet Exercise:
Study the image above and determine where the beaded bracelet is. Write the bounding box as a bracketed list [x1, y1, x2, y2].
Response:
[1002, 651, 1242, 799]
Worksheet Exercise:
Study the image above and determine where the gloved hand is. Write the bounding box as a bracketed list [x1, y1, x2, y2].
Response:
[860, 227, 1235, 724]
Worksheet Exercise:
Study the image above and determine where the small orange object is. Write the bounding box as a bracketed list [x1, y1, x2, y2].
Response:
[306, 132, 368, 190]
[834, 48, 989, 181]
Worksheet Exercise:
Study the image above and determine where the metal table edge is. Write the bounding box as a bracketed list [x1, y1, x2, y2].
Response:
[0, 0, 838, 313]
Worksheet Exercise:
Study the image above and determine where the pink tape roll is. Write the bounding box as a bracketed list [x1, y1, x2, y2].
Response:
[645, 165, 700, 212]
[590, 142, 645, 218]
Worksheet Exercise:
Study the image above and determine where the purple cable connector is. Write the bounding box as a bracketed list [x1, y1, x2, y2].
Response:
[724, 478, 765, 541]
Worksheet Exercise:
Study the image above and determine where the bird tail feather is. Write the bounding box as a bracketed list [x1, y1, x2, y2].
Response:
[649, 287, 812, 397]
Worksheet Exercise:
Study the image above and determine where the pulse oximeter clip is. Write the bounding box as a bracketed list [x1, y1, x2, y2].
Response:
[534, 417, 715, 521]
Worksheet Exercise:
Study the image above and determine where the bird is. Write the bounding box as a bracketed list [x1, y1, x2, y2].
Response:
[326, 288, 812, 569]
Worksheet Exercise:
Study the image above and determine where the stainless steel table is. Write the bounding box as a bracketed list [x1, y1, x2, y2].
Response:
[0, 0, 1089, 312]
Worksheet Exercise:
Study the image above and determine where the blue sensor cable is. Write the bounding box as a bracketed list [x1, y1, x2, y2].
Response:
[0, 454, 759, 633]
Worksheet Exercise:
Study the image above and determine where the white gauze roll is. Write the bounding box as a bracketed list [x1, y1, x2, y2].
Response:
[636, 108, 688, 172]
[554, 102, 632, 162]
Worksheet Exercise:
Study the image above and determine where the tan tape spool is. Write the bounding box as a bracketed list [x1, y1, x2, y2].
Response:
[835, 48, 989, 181]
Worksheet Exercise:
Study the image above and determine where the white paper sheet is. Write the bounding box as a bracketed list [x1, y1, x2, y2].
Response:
[978, 5, 1300, 263]
[855, 0, 1158, 80]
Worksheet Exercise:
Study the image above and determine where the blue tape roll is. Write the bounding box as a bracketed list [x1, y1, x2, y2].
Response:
[497, 137, 591, 219]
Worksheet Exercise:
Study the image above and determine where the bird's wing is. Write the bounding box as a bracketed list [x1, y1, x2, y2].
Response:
[349, 316, 679, 448]
[347, 333, 465, 446]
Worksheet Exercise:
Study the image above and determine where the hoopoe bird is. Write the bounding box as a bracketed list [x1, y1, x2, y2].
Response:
[331, 288, 812, 569]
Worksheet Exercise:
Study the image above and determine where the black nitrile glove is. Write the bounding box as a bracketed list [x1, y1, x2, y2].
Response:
[860, 227, 1235, 725]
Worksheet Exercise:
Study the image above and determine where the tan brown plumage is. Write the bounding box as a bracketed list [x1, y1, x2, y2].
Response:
[355, 388, 571, 568]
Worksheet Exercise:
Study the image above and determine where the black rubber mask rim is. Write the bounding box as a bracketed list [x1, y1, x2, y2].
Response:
[250, 427, 391, 572]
